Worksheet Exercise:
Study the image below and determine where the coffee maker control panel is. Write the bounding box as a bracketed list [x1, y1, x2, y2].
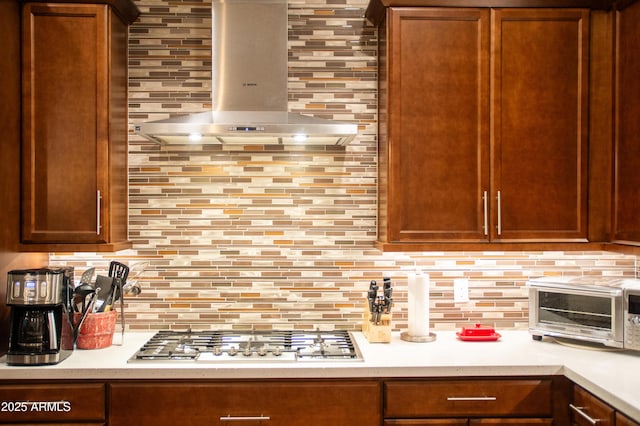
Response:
[7, 269, 68, 306]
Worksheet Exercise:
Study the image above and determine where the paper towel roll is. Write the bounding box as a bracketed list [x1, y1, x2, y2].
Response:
[407, 272, 430, 337]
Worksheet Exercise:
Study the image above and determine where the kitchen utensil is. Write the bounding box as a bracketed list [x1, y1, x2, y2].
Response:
[107, 261, 128, 345]
[74, 293, 98, 342]
[456, 323, 501, 341]
[73, 283, 95, 314]
[94, 275, 117, 312]
[79, 267, 95, 284]
[108, 261, 129, 285]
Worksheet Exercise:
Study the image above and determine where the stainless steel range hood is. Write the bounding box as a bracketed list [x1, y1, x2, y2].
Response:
[134, 0, 358, 146]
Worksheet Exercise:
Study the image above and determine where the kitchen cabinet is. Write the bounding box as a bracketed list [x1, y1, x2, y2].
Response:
[571, 385, 640, 426]
[612, 0, 640, 246]
[19, 0, 138, 252]
[108, 380, 381, 425]
[617, 412, 640, 426]
[383, 379, 556, 425]
[371, 5, 590, 250]
[571, 386, 614, 425]
[0, 382, 105, 424]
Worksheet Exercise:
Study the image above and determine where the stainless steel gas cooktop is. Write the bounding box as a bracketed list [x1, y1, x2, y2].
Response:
[128, 329, 363, 363]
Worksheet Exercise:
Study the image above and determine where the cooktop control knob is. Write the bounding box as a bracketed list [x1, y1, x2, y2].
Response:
[257, 347, 267, 356]
[272, 347, 282, 357]
[228, 346, 238, 356]
[243, 347, 253, 357]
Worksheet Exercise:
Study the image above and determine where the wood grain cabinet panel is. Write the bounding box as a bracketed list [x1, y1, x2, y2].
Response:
[384, 379, 552, 418]
[382, 8, 490, 244]
[0, 383, 105, 423]
[109, 380, 381, 426]
[490, 9, 589, 242]
[375, 6, 589, 249]
[570, 386, 614, 426]
[616, 412, 640, 426]
[19, 1, 136, 252]
[613, 0, 640, 245]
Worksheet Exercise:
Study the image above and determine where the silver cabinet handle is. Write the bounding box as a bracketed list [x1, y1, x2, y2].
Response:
[220, 415, 270, 422]
[482, 190, 488, 236]
[570, 403, 600, 425]
[496, 190, 502, 235]
[447, 396, 497, 401]
[96, 190, 102, 235]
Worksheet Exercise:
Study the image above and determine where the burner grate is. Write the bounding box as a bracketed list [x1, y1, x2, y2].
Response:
[129, 329, 362, 363]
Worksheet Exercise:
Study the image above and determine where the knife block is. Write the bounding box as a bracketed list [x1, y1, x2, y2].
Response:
[362, 301, 392, 343]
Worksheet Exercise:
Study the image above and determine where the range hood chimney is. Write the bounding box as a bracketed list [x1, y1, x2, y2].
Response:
[134, 0, 358, 146]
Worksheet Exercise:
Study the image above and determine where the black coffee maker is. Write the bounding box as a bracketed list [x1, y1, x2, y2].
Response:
[6, 267, 74, 365]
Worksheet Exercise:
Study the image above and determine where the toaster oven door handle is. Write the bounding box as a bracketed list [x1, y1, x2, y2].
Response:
[570, 403, 600, 424]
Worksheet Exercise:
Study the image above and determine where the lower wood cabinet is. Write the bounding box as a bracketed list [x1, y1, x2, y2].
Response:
[384, 379, 555, 425]
[617, 412, 640, 426]
[571, 386, 614, 425]
[571, 385, 639, 426]
[108, 380, 381, 425]
[0, 383, 105, 424]
[385, 420, 552, 425]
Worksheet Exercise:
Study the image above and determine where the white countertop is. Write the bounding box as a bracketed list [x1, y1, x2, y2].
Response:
[2, 330, 639, 421]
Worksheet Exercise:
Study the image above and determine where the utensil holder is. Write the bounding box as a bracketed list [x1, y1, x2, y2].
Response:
[362, 300, 392, 343]
[73, 310, 117, 349]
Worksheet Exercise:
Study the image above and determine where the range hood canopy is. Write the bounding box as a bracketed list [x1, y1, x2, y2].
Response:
[134, 0, 358, 146]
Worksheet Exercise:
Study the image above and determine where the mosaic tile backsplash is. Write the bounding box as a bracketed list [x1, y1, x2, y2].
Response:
[50, 0, 638, 332]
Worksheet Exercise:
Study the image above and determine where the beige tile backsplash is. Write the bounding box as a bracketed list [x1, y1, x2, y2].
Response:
[49, 0, 638, 332]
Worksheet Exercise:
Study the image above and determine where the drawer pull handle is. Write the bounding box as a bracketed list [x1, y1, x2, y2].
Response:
[447, 396, 497, 401]
[570, 403, 600, 425]
[220, 415, 271, 422]
[96, 190, 102, 235]
[482, 190, 488, 236]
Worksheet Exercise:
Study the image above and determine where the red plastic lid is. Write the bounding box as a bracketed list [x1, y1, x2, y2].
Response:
[456, 323, 501, 341]
[459, 323, 496, 337]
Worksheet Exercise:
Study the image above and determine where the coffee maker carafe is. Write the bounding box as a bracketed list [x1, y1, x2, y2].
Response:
[6, 268, 74, 365]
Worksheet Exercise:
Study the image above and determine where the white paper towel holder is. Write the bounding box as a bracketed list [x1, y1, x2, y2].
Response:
[400, 331, 437, 343]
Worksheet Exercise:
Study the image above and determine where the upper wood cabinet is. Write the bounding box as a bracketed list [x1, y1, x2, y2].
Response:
[491, 9, 589, 243]
[373, 5, 590, 251]
[19, 0, 138, 252]
[613, 0, 640, 245]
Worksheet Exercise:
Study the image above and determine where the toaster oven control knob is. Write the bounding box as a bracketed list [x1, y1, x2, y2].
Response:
[631, 315, 640, 326]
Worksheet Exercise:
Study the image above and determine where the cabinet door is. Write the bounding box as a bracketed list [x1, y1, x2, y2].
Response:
[109, 380, 381, 426]
[616, 412, 640, 426]
[570, 386, 614, 426]
[0, 383, 105, 423]
[470, 420, 552, 425]
[613, 0, 640, 244]
[384, 379, 552, 418]
[385, 8, 490, 242]
[385, 420, 467, 425]
[491, 9, 589, 242]
[20, 2, 130, 250]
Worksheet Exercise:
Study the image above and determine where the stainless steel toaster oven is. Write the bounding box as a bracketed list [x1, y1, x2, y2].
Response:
[527, 276, 640, 351]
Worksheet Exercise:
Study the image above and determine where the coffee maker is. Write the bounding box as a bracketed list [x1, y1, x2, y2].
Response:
[6, 267, 74, 365]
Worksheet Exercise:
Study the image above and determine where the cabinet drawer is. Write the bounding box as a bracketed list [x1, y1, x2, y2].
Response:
[384, 379, 551, 418]
[0, 383, 105, 423]
[571, 386, 614, 426]
[109, 380, 381, 426]
[616, 412, 640, 426]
